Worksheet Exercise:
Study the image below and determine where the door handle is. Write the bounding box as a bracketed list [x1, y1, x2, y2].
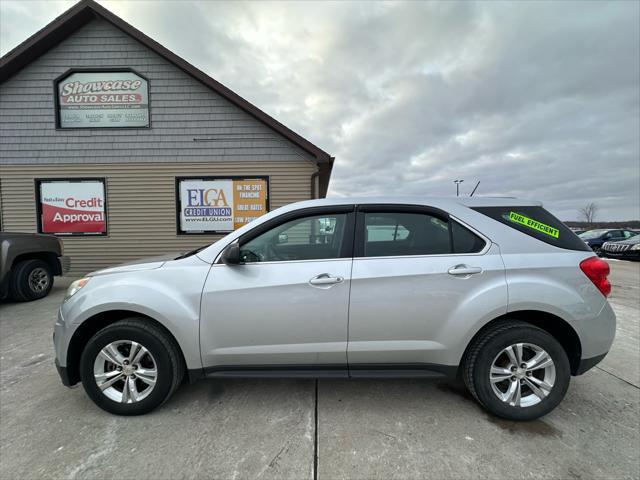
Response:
[309, 273, 344, 286]
[448, 265, 483, 276]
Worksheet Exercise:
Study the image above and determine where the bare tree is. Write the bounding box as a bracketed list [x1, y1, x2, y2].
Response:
[579, 202, 598, 225]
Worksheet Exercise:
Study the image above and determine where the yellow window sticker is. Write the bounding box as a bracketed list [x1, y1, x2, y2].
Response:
[508, 211, 559, 238]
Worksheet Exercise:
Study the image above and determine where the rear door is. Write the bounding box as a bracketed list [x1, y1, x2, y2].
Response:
[347, 205, 507, 373]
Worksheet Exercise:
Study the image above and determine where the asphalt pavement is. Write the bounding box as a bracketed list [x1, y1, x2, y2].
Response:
[1, 260, 638, 479]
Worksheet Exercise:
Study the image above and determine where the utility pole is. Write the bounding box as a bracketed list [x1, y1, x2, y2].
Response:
[453, 179, 464, 197]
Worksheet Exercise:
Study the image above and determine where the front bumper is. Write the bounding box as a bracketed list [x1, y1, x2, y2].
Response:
[59, 256, 71, 275]
[574, 352, 608, 375]
[53, 306, 77, 387]
[601, 251, 640, 260]
[55, 358, 73, 387]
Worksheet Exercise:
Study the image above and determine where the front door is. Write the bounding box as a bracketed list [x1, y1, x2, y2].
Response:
[200, 206, 355, 373]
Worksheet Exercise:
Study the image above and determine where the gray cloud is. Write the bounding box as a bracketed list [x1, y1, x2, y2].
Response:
[1, 0, 638, 220]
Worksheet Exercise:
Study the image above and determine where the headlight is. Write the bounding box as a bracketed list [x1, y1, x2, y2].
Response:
[64, 277, 90, 301]
[631, 244, 640, 251]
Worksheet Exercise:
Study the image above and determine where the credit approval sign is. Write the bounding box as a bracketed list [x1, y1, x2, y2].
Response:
[37, 180, 107, 235]
[177, 177, 268, 233]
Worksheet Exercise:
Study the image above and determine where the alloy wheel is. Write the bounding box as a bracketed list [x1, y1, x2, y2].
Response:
[489, 342, 556, 408]
[93, 340, 158, 403]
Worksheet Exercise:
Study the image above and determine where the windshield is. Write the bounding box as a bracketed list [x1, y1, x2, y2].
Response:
[579, 230, 608, 239]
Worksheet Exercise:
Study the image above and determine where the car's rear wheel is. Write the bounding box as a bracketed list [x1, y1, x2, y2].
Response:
[9, 259, 53, 301]
[463, 321, 570, 421]
[79, 318, 184, 415]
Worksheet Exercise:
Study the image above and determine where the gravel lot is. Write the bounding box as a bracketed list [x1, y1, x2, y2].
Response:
[1, 260, 638, 479]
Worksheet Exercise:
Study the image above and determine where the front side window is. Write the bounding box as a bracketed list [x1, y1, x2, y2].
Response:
[240, 213, 347, 262]
[579, 229, 608, 240]
[363, 212, 451, 257]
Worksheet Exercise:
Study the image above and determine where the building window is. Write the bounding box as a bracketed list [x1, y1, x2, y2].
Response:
[55, 69, 150, 129]
[176, 177, 269, 234]
[36, 179, 107, 236]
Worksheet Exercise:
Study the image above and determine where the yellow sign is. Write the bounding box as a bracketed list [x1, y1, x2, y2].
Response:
[508, 211, 559, 238]
[233, 179, 268, 229]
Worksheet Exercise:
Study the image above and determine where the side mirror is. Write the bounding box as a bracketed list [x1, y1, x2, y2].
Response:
[220, 242, 241, 265]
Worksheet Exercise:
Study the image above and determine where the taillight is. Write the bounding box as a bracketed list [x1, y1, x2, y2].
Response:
[579, 256, 611, 297]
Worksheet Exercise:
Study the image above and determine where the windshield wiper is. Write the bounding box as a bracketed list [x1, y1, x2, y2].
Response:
[176, 245, 208, 260]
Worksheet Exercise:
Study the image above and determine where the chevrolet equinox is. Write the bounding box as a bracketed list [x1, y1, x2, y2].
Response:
[54, 197, 615, 420]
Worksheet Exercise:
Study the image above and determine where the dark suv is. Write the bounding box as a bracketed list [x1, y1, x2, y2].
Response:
[578, 229, 637, 254]
[0, 232, 70, 301]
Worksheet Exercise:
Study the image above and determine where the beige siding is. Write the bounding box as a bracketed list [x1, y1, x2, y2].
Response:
[0, 161, 316, 274]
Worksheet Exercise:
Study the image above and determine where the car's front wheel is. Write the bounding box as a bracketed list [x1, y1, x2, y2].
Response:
[463, 321, 570, 421]
[80, 318, 184, 415]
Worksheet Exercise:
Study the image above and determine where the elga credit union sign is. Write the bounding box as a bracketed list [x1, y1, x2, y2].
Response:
[37, 180, 107, 235]
[177, 178, 268, 233]
[56, 71, 149, 128]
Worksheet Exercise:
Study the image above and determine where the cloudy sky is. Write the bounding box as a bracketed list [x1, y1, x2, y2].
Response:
[1, 1, 638, 220]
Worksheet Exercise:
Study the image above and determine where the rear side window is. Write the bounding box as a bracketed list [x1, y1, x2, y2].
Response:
[473, 206, 590, 251]
[363, 212, 450, 256]
[359, 211, 486, 257]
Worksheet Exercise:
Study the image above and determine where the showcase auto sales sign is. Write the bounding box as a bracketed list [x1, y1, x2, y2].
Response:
[57, 71, 149, 128]
[39, 181, 106, 234]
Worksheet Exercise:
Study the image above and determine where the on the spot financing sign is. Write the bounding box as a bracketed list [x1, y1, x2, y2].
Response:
[38, 180, 106, 235]
[57, 71, 149, 128]
[178, 178, 268, 233]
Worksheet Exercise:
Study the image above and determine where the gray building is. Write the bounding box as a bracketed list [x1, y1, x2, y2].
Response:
[0, 0, 333, 275]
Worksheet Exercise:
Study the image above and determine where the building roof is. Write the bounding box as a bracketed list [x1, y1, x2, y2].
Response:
[0, 0, 333, 196]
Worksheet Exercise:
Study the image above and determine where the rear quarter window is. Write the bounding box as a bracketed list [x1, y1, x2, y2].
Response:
[473, 206, 590, 251]
[452, 221, 486, 253]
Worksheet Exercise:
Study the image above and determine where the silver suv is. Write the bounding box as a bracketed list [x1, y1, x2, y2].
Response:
[54, 197, 615, 420]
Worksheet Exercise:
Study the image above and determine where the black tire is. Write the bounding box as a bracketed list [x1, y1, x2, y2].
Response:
[9, 259, 53, 302]
[463, 320, 570, 421]
[80, 318, 184, 415]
